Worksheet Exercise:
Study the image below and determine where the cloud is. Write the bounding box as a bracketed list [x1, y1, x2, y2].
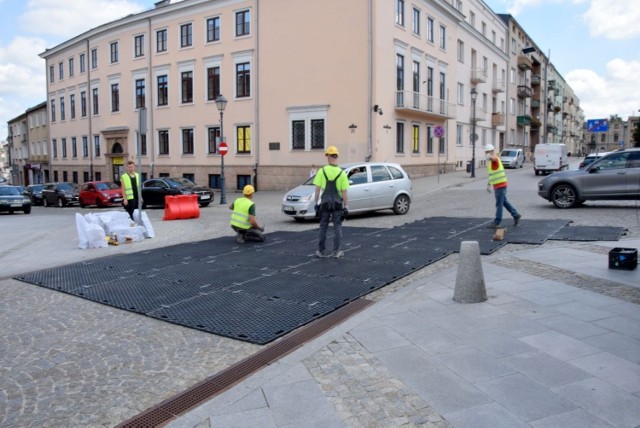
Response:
[20, 0, 149, 39]
[504, 0, 587, 16]
[0, 36, 47, 104]
[566, 59, 640, 120]
[583, 0, 640, 40]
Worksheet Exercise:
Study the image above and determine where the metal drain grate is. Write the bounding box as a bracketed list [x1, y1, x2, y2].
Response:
[116, 298, 373, 428]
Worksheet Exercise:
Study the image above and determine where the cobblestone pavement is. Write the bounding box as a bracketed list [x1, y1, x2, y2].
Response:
[1, 164, 639, 427]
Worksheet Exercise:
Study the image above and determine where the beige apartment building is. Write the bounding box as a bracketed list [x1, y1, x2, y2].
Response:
[40, 0, 580, 191]
[6, 112, 28, 186]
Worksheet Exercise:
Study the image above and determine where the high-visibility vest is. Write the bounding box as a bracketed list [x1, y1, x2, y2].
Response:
[487, 158, 507, 186]
[230, 197, 253, 230]
[121, 173, 139, 200]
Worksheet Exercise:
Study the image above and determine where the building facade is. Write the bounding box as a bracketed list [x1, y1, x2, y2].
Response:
[40, 0, 581, 191]
[6, 112, 28, 186]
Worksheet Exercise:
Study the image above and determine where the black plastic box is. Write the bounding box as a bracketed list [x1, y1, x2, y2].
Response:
[608, 248, 638, 270]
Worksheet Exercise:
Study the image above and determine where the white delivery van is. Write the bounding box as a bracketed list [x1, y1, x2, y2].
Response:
[533, 143, 569, 175]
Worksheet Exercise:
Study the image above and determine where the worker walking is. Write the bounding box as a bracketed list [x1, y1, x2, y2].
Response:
[313, 146, 349, 258]
[229, 185, 265, 243]
[485, 144, 521, 228]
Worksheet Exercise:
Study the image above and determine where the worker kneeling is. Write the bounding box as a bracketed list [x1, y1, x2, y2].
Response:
[229, 185, 266, 243]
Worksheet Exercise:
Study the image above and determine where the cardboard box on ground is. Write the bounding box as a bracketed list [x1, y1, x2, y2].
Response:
[75, 210, 155, 249]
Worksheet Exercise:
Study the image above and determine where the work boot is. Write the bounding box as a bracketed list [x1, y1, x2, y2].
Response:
[333, 250, 344, 258]
[236, 233, 245, 244]
[315, 250, 330, 258]
[513, 214, 522, 227]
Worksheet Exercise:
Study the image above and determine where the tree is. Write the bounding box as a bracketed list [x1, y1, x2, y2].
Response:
[609, 114, 623, 124]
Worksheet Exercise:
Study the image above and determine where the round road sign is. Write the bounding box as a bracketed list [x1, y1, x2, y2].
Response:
[433, 126, 444, 138]
[219, 141, 228, 156]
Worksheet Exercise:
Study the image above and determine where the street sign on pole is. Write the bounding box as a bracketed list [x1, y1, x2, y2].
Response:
[219, 141, 228, 156]
[433, 126, 444, 138]
[586, 119, 609, 133]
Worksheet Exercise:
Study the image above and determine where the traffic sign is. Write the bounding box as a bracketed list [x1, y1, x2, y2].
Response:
[433, 126, 444, 138]
[619, 140, 624, 147]
[587, 119, 608, 133]
[219, 141, 228, 156]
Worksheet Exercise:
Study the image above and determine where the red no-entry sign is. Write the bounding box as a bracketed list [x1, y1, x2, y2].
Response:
[219, 141, 228, 156]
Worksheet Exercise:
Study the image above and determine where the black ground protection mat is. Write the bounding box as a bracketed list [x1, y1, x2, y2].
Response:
[14, 217, 621, 345]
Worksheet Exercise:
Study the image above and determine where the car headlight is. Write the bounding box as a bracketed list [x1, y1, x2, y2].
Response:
[300, 194, 313, 203]
[23, 198, 31, 203]
[0, 199, 8, 204]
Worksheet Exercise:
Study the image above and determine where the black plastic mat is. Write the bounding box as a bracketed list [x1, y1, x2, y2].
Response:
[14, 217, 620, 344]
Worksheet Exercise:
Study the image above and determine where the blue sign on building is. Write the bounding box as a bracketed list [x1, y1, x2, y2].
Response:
[587, 119, 609, 133]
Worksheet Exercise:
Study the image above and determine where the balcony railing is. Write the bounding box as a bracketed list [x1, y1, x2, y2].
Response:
[531, 74, 541, 85]
[471, 107, 488, 122]
[491, 112, 505, 127]
[531, 99, 541, 109]
[517, 85, 533, 98]
[492, 80, 505, 93]
[517, 115, 532, 126]
[517, 55, 533, 70]
[471, 67, 487, 83]
[395, 91, 456, 118]
[547, 124, 558, 134]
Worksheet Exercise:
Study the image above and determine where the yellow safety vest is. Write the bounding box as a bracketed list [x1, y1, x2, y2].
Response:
[487, 158, 507, 186]
[121, 173, 139, 200]
[230, 197, 254, 230]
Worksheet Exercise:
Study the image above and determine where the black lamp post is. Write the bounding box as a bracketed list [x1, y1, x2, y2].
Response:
[470, 87, 478, 178]
[215, 95, 227, 204]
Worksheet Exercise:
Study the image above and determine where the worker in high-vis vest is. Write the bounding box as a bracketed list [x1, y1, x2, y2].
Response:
[229, 185, 265, 243]
[121, 160, 142, 221]
[485, 144, 521, 228]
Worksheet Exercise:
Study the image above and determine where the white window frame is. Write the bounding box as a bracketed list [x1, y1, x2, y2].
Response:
[288, 105, 329, 151]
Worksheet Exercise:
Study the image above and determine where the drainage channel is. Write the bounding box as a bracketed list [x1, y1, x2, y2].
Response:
[117, 298, 373, 428]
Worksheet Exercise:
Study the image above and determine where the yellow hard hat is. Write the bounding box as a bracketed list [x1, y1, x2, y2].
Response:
[243, 184, 255, 196]
[325, 146, 339, 156]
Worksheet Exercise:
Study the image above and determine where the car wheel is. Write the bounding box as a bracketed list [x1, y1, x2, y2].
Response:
[200, 202, 211, 207]
[551, 184, 579, 209]
[96, 198, 105, 208]
[393, 194, 411, 215]
[80, 200, 87, 208]
[57, 197, 65, 208]
[23, 207, 31, 214]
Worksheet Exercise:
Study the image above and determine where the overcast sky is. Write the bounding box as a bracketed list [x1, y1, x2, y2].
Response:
[1, 0, 639, 141]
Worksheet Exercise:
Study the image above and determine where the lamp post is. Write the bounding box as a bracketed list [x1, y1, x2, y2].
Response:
[215, 95, 228, 204]
[470, 87, 478, 178]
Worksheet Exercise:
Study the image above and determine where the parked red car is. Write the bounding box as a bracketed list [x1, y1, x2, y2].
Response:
[79, 181, 124, 208]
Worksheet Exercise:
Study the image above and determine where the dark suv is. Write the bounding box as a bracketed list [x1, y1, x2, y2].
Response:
[42, 182, 81, 207]
[24, 184, 45, 205]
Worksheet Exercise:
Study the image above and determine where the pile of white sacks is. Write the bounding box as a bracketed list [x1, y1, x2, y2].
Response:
[75, 210, 155, 249]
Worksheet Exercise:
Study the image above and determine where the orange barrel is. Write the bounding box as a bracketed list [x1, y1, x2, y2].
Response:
[163, 194, 200, 220]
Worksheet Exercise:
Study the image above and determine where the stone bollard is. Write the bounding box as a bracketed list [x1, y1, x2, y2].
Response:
[453, 241, 487, 303]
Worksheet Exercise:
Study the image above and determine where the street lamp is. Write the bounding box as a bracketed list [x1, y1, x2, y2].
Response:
[215, 94, 228, 204]
[470, 87, 478, 178]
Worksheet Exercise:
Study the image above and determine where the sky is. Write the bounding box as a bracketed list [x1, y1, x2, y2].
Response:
[1, 0, 639, 142]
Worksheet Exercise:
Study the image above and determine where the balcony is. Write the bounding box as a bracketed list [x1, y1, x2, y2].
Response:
[547, 124, 558, 134]
[492, 80, 505, 93]
[531, 99, 541, 109]
[517, 115, 532, 126]
[470, 67, 487, 84]
[517, 85, 533, 98]
[517, 55, 533, 70]
[531, 74, 541, 85]
[471, 107, 488, 123]
[531, 117, 541, 128]
[491, 112, 505, 127]
[395, 91, 456, 118]
[548, 79, 557, 92]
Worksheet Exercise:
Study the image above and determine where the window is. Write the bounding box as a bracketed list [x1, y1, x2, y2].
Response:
[158, 130, 169, 155]
[457, 83, 464, 105]
[427, 66, 434, 97]
[68, 58, 74, 77]
[235, 10, 250, 36]
[95, 171, 102, 181]
[180, 23, 193, 47]
[111, 84, 119, 112]
[157, 75, 168, 106]
[492, 30, 496, 44]
[427, 17, 434, 43]
[412, 124, 420, 153]
[396, 123, 405, 153]
[71, 137, 77, 158]
[52, 139, 57, 158]
[50, 99, 56, 122]
[439, 135, 446, 154]
[80, 91, 87, 117]
[135, 79, 145, 109]
[70, 94, 76, 119]
[207, 67, 220, 101]
[439, 72, 446, 101]
[139, 134, 147, 156]
[457, 124, 463, 146]
[469, 11, 475, 27]
[156, 29, 167, 52]
[396, 54, 404, 106]
[181, 71, 193, 103]
[60, 97, 65, 121]
[395, 0, 404, 26]
[439, 25, 446, 50]
[134, 35, 144, 57]
[207, 17, 220, 42]
[236, 62, 250, 97]
[426, 126, 434, 154]
[49, 66, 54, 83]
[58, 62, 63, 80]
[510, 98, 515, 115]
[290, 109, 326, 151]
[412, 60, 420, 97]
[83, 172, 89, 183]
[182, 128, 194, 154]
[82, 136, 88, 157]
[457, 40, 464, 62]
[207, 127, 221, 154]
[511, 37, 516, 54]
[510, 67, 515, 83]
[412, 7, 420, 35]
[92, 88, 99, 115]
[237, 125, 251, 154]
[91, 48, 98, 69]
[482, 22, 486, 36]
[94, 135, 101, 157]
[110, 42, 118, 63]
[80, 53, 86, 73]
[61, 138, 67, 158]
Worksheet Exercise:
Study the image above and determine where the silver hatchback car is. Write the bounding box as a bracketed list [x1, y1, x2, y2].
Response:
[538, 148, 640, 208]
[282, 162, 413, 220]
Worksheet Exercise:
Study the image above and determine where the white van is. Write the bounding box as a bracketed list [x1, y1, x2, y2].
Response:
[533, 143, 569, 175]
